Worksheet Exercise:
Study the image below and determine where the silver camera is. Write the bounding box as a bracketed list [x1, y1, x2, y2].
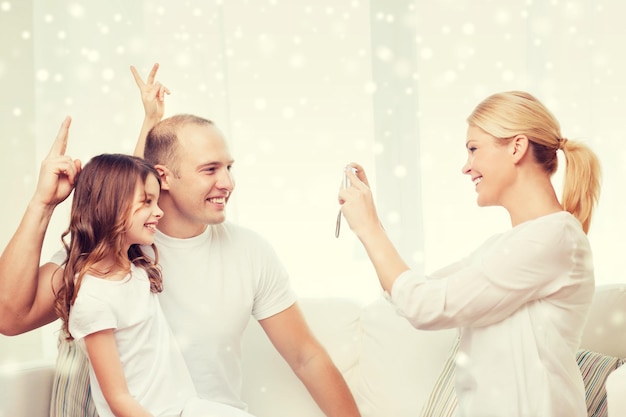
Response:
[336, 166, 357, 238]
[342, 166, 357, 189]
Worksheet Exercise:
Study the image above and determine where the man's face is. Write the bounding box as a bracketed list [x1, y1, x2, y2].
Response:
[158, 123, 235, 238]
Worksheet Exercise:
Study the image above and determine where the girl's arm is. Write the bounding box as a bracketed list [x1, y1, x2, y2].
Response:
[84, 329, 153, 417]
[130, 63, 170, 157]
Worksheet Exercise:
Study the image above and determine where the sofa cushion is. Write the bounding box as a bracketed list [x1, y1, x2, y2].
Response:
[580, 284, 626, 358]
[49, 334, 98, 417]
[0, 360, 55, 417]
[418, 338, 459, 417]
[352, 297, 457, 417]
[577, 349, 626, 417]
[241, 298, 362, 417]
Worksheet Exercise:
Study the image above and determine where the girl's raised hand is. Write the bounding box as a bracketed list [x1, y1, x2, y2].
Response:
[130, 63, 170, 122]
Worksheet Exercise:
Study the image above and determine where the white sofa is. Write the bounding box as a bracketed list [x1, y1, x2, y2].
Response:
[1, 284, 625, 417]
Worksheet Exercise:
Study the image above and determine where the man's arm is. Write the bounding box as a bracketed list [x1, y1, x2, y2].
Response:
[259, 303, 361, 417]
[130, 63, 170, 157]
[0, 117, 81, 335]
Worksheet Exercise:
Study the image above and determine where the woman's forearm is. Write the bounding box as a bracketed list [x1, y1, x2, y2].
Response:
[357, 223, 410, 293]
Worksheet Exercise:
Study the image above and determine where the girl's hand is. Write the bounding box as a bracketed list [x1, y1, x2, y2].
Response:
[130, 63, 170, 122]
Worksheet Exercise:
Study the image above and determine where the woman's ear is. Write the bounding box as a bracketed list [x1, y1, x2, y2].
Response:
[511, 134, 530, 164]
[155, 165, 171, 190]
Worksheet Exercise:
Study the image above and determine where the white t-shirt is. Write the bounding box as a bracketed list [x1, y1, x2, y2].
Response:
[68, 265, 197, 417]
[143, 221, 298, 410]
[54, 222, 296, 412]
[389, 211, 594, 417]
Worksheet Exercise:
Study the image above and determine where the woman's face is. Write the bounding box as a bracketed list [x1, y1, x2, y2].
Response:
[461, 125, 516, 207]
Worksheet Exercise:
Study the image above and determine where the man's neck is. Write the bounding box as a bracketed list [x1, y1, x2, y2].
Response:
[157, 218, 209, 239]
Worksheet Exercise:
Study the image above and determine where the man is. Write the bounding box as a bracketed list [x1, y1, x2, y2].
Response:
[0, 64, 361, 417]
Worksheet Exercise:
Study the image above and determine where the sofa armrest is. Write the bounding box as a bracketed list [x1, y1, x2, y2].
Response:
[0, 360, 55, 417]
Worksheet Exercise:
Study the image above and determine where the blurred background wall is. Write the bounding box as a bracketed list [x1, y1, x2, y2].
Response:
[1, 0, 625, 365]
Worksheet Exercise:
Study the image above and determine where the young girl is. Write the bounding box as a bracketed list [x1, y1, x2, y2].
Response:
[53, 153, 253, 417]
[339, 91, 601, 417]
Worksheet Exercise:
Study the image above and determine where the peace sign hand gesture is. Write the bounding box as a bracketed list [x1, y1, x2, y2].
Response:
[32, 116, 82, 208]
[130, 63, 170, 122]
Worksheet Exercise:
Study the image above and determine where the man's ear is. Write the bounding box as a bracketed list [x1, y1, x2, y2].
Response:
[510, 134, 530, 164]
[155, 165, 171, 190]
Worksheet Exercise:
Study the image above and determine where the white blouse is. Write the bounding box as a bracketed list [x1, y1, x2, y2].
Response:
[390, 211, 594, 417]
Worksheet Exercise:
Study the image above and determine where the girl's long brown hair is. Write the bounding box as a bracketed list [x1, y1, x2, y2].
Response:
[53, 154, 163, 340]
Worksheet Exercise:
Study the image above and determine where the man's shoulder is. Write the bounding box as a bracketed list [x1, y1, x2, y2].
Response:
[213, 222, 281, 261]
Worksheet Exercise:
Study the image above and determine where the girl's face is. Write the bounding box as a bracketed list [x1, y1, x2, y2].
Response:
[124, 175, 163, 248]
[461, 125, 516, 207]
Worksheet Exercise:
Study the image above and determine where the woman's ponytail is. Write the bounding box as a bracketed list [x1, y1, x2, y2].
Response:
[560, 139, 601, 234]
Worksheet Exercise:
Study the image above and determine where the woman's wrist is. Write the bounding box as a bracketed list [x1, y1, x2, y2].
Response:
[356, 220, 386, 245]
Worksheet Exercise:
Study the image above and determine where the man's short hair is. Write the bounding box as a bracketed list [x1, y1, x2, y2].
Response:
[144, 114, 214, 176]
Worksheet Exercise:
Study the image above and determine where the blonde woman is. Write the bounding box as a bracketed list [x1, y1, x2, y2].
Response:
[339, 91, 601, 417]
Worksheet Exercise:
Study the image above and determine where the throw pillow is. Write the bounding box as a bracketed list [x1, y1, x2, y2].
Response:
[577, 349, 626, 417]
[353, 297, 458, 417]
[49, 334, 98, 417]
[418, 338, 459, 417]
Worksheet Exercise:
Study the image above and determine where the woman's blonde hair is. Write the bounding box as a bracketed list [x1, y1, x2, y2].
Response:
[467, 91, 601, 233]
